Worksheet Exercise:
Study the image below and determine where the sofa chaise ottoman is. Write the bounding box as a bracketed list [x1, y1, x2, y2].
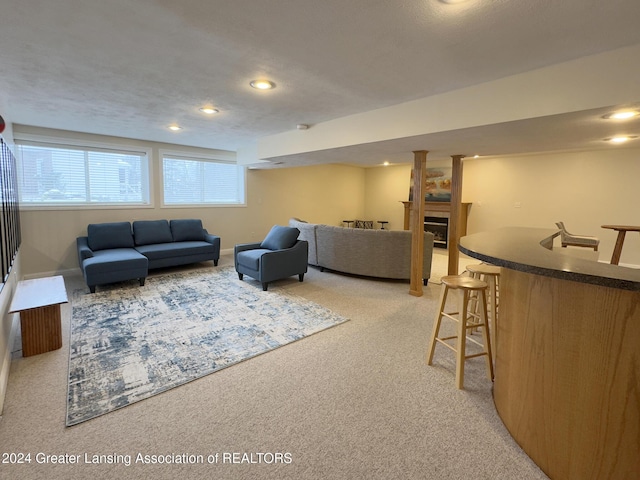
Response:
[77, 219, 220, 293]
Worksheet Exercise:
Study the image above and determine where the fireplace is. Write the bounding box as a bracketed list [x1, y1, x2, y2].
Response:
[424, 216, 449, 249]
[401, 201, 472, 251]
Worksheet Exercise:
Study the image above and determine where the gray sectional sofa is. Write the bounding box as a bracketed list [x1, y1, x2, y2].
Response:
[289, 218, 434, 284]
[77, 219, 220, 292]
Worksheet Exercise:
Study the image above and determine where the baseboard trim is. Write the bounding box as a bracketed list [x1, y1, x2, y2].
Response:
[22, 268, 81, 280]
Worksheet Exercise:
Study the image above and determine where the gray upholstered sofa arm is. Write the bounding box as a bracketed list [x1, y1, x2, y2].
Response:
[76, 236, 94, 264]
[262, 240, 309, 281]
[234, 242, 262, 255]
[204, 230, 221, 249]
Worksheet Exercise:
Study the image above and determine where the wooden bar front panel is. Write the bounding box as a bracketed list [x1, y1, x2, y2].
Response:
[495, 268, 640, 479]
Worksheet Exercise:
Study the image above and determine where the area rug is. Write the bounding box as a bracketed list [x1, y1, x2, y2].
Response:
[67, 266, 348, 426]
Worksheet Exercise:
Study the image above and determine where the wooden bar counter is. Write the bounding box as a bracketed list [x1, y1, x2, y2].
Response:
[459, 228, 639, 480]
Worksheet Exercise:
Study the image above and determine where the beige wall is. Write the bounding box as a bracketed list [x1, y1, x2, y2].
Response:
[248, 164, 365, 230]
[363, 164, 411, 230]
[20, 165, 365, 276]
[7, 130, 640, 413]
[363, 160, 452, 231]
[17, 126, 366, 276]
[16, 124, 640, 277]
[463, 147, 640, 266]
[364, 148, 640, 266]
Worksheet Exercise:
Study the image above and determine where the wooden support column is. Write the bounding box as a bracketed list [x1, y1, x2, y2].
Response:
[410, 150, 428, 296]
[448, 154, 465, 275]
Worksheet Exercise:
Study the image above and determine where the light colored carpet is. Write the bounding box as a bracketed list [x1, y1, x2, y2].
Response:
[0, 254, 548, 480]
[430, 249, 480, 284]
[67, 266, 348, 426]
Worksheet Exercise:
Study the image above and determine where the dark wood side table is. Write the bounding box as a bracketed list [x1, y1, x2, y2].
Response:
[377, 221, 388, 230]
[601, 225, 640, 265]
[9, 276, 68, 357]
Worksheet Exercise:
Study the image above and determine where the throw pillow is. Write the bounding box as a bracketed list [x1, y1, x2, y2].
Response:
[260, 225, 300, 251]
[133, 220, 173, 246]
[87, 222, 134, 251]
[170, 219, 205, 242]
[355, 219, 374, 229]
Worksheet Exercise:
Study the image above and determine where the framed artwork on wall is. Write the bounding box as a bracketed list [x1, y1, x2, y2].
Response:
[408, 167, 452, 202]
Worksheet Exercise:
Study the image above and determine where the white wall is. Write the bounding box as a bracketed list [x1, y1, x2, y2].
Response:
[0, 255, 20, 415]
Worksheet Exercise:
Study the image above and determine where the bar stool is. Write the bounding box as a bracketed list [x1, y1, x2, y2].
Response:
[426, 275, 494, 389]
[466, 264, 501, 355]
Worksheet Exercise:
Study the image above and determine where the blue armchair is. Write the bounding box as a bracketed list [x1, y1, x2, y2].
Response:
[235, 226, 309, 291]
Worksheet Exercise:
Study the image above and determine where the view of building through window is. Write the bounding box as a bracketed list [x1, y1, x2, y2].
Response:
[15, 142, 149, 205]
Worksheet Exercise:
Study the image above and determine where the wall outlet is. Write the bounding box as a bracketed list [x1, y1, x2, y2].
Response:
[513, 201, 521, 208]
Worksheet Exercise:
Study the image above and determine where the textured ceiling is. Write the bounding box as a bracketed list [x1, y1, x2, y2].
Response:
[1, 0, 640, 164]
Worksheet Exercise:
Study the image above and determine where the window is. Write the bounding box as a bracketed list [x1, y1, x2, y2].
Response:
[15, 141, 150, 206]
[162, 153, 245, 206]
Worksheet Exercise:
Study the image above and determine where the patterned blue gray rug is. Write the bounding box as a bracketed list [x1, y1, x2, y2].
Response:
[67, 266, 348, 426]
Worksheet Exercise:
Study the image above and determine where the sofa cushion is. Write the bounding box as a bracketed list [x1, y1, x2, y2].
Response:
[82, 248, 148, 274]
[133, 220, 173, 246]
[87, 222, 134, 251]
[170, 219, 205, 242]
[135, 241, 216, 261]
[260, 225, 299, 251]
[236, 249, 271, 270]
[289, 218, 319, 265]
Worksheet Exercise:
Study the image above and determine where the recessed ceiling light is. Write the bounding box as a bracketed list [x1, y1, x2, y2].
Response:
[250, 79, 276, 90]
[605, 135, 637, 143]
[439, 0, 471, 4]
[168, 125, 182, 131]
[383, 161, 390, 166]
[199, 107, 219, 115]
[603, 111, 639, 120]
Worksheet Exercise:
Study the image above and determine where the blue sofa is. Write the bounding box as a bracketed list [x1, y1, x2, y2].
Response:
[77, 219, 220, 293]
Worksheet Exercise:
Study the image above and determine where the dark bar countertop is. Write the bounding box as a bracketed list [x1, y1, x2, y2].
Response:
[458, 227, 640, 291]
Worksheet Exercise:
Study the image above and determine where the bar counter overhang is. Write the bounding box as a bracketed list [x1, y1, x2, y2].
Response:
[459, 227, 640, 480]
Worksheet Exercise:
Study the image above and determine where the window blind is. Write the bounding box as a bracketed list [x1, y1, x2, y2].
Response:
[162, 155, 245, 205]
[15, 142, 149, 205]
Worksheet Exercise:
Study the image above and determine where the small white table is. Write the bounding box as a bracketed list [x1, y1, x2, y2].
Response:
[9, 276, 68, 357]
